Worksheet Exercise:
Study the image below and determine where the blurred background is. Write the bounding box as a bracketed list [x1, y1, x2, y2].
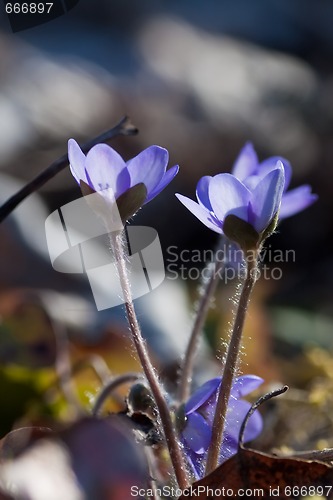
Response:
[0, 0, 333, 462]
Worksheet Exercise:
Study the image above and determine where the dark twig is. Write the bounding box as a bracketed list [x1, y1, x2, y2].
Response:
[0, 116, 138, 223]
[275, 448, 333, 462]
[92, 372, 143, 417]
[239, 385, 288, 449]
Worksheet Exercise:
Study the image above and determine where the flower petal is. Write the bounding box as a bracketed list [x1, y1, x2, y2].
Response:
[85, 144, 128, 197]
[221, 400, 262, 457]
[145, 165, 179, 203]
[185, 378, 221, 414]
[184, 448, 204, 479]
[250, 164, 285, 232]
[68, 139, 88, 185]
[231, 375, 264, 399]
[182, 412, 211, 454]
[126, 146, 168, 196]
[280, 185, 318, 219]
[176, 195, 222, 233]
[196, 176, 213, 210]
[219, 434, 239, 462]
[232, 142, 258, 180]
[224, 398, 250, 441]
[209, 174, 251, 222]
[225, 399, 262, 443]
[260, 157, 292, 191]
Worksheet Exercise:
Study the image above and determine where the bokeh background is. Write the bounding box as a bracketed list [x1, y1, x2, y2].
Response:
[0, 0, 333, 470]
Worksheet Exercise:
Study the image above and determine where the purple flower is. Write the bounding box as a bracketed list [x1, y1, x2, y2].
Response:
[232, 143, 318, 219]
[176, 143, 317, 237]
[68, 139, 179, 219]
[180, 375, 263, 478]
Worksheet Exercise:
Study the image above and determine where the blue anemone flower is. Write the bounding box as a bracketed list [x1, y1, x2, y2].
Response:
[68, 139, 179, 216]
[180, 375, 263, 478]
[176, 143, 317, 235]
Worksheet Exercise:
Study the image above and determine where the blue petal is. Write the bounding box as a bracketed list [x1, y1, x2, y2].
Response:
[259, 157, 292, 191]
[182, 412, 211, 454]
[196, 176, 213, 210]
[231, 375, 264, 399]
[244, 158, 291, 192]
[68, 139, 88, 186]
[85, 144, 128, 197]
[183, 448, 204, 480]
[219, 409, 262, 461]
[224, 398, 250, 442]
[185, 378, 221, 414]
[219, 434, 239, 462]
[209, 174, 251, 222]
[280, 185, 318, 219]
[176, 195, 222, 233]
[126, 146, 167, 196]
[243, 174, 262, 191]
[232, 142, 258, 180]
[224, 399, 262, 443]
[250, 164, 285, 232]
[145, 165, 179, 202]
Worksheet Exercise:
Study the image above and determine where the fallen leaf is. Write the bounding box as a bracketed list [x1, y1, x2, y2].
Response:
[179, 448, 333, 499]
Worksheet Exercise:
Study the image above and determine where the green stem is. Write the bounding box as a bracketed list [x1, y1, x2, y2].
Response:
[109, 230, 189, 490]
[205, 255, 258, 474]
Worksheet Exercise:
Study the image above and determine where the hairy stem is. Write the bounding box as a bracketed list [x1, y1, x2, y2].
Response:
[109, 230, 189, 489]
[178, 258, 225, 403]
[0, 116, 137, 223]
[205, 254, 258, 474]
